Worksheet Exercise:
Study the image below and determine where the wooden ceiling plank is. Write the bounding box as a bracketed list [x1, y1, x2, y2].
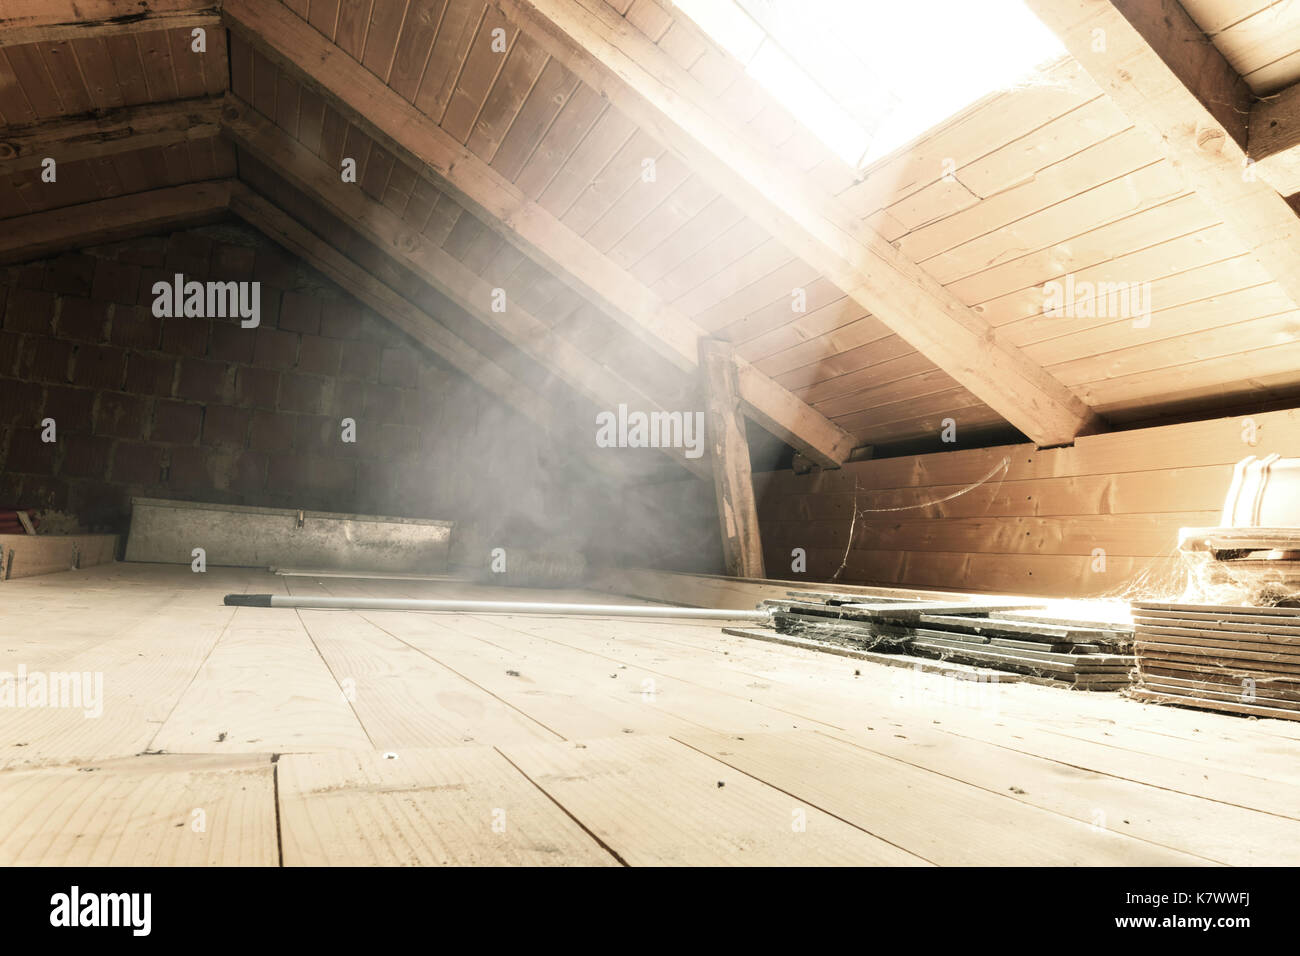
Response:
[0, 2, 218, 47]
[497, 0, 1102, 449]
[1025, 0, 1300, 321]
[223, 0, 856, 466]
[0, 95, 220, 174]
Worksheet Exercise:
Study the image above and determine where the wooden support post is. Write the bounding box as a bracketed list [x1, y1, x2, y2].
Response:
[701, 339, 765, 579]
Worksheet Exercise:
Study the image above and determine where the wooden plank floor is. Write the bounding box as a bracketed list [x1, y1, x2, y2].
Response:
[2, 563, 1299, 866]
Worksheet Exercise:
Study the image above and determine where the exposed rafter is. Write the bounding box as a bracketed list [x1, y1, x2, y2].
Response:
[221, 95, 712, 479]
[493, 0, 1104, 449]
[220, 0, 856, 468]
[0, 180, 231, 264]
[0, 0, 218, 46]
[1024, 0, 1300, 314]
[0, 97, 222, 173]
[1250, 82, 1300, 197]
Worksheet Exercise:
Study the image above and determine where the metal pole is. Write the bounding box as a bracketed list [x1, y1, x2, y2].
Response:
[224, 593, 773, 623]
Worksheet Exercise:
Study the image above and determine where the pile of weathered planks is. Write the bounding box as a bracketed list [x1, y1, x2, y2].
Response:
[1131, 601, 1300, 721]
[735, 592, 1134, 690]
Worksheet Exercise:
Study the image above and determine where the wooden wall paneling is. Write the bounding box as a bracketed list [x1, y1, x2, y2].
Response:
[740, 298, 872, 366]
[897, 127, 1164, 263]
[387, 0, 448, 102]
[441, 4, 517, 143]
[307, 0, 343, 39]
[721, 276, 853, 348]
[946, 195, 1216, 308]
[1052, 310, 1300, 388]
[1020, 282, 1294, 361]
[627, 194, 744, 287]
[604, 174, 714, 268]
[835, 58, 1098, 217]
[919, 162, 1184, 285]
[0, 49, 36, 124]
[532, 103, 636, 215]
[651, 215, 769, 302]
[466, 30, 549, 163]
[1206, 0, 1300, 93]
[581, 149, 691, 253]
[134, 28, 180, 103]
[249, 46, 279, 119]
[274, 60, 302, 137]
[6, 43, 63, 119]
[488, 57, 578, 181]
[333, 0, 375, 60]
[778, 335, 920, 397]
[381, 157, 418, 215]
[512, 82, 606, 197]
[412, 0, 487, 122]
[696, 258, 820, 335]
[360, 0, 410, 81]
[979, 228, 1260, 330]
[34, 41, 93, 115]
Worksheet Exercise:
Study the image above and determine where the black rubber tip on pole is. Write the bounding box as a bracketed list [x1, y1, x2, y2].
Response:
[224, 593, 273, 607]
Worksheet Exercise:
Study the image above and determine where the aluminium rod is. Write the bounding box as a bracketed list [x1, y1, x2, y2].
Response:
[223, 593, 773, 622]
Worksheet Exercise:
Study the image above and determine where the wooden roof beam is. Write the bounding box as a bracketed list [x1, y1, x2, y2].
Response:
[1250, 82, 1300, 197]
[0, 179, 231, 264]
[221, 0, 855, 468]
[0, 96, 221, 173]
[1025, 0, 1300, 313]
[221, 95, 711, 480]
[493, 0, 1104, 449]
[0, 0, 218, 46]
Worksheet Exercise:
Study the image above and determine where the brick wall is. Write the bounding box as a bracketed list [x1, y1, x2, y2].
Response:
[0, 224, 595, 545]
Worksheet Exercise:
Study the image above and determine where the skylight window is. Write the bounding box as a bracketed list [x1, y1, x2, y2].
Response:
[672, 0, 1068, 169]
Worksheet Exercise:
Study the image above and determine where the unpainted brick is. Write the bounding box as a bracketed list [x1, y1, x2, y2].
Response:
[57, 296, 110, 342]
[110, 441, 163, 485]
[91, 258, 142, 305]
[4, 288, 55, 334]
[280, 292, 322, 334]
[95, 391, 151, 440]
[70, 345, 126, 390]
[42, 385, 95, 429]
[152, 400, 202, 444]
[123, 354, 176, 396]
[175, 357, 228, 404]
[297, 334, 340, 376]
[109, 305, 163, 350]
[201, 405, 252, 447]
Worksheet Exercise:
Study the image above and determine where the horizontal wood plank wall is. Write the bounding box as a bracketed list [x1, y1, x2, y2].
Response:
[744, 407, 1300, 598]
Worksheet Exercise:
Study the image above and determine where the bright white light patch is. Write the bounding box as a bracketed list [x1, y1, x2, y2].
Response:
[673, 0, 1067, 168]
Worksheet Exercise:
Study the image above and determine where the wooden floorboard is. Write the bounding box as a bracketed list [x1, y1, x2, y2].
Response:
[2, 563, 1297, 865]
[495, 734, 930, 866]
[277, 747, 618, 866]
[0, 753, 277, 866]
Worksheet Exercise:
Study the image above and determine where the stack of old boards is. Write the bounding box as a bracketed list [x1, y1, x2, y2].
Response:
[1131, 601, 1300, 721]
[726, 592, 1135, 690]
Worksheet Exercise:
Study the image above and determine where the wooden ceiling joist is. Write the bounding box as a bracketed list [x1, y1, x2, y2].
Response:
[220, 0, 855, 469]
[0, 0, 218, 46]
[494, 0, 1103, 449]
[1025, 0, 1300, 313]
[221, 95, 711, 479]
[0, 96, 221, 173]
[1249, 82, 1300, 197]
[0, 178, 231, 263]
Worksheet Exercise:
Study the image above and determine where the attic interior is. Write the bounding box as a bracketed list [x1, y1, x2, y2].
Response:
[1, 0, 1299, 876]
